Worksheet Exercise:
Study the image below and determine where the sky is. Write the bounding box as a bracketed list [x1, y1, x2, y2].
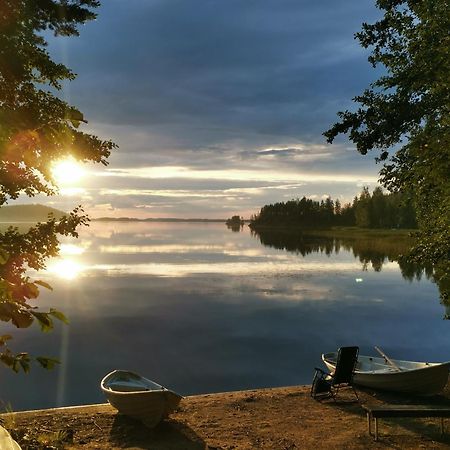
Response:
[40, 0, 385, 219]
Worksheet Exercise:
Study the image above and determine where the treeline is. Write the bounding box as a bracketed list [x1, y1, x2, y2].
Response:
[250, 187, 417, 229]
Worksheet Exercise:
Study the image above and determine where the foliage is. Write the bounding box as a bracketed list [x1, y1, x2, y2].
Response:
[0, 1, 116, 371]
[250, 187, 416, 230]
[0, 204, 65, 222]
[324, 0, 449, 301]
[225, 215, 244, 231]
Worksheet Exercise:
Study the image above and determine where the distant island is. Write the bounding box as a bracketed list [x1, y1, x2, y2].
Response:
[0, 205, 231, 223]
[225, 215, 245, 226]
[0, 204, 66, 222]
[225, 215, 245, 231]
[93, 217, 226, 223]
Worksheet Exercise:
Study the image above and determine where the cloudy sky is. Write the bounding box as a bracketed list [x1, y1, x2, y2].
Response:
[43, 0, 384, 219]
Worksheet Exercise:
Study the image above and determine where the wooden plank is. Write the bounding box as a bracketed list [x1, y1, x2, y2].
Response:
[374, 346, 402, 371]
[363, 404, 450, 419]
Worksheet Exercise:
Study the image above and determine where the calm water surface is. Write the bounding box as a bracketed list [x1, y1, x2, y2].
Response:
[1, 222, 447, 411]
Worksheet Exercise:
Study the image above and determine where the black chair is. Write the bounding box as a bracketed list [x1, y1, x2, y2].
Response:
[311, 346, 359, 401]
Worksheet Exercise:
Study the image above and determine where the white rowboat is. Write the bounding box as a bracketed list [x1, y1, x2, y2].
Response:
[322, 353, 450, 395]
[101, 370, 183, 427]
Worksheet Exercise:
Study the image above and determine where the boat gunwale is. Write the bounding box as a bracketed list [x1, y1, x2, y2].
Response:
[100, 370, 183, 398]
[322, 353, 450, 376]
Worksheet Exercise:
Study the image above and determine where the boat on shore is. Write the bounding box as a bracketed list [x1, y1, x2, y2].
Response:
[101, 370, 183, 427]
[322, 353, 450, 395]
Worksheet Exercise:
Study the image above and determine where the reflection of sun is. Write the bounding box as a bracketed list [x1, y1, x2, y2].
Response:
[51, 157, 85, 186]
[47, 259, 84, 280]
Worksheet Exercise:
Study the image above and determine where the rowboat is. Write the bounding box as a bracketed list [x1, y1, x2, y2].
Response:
[101, 370, 183, 427]
[0, 426, 21, 450]
[322, 352, 450, 395]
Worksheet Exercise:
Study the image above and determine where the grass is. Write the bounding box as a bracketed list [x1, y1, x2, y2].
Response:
[1, 406, 71, 449]
[249, 224, 416, 240]
[300, 226, 416, 240]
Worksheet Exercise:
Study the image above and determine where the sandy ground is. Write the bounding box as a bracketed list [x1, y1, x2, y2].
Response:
[2, 384, 450, 449]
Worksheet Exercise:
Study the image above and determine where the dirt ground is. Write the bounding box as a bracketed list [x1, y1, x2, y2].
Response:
[2, 384, 450, 449]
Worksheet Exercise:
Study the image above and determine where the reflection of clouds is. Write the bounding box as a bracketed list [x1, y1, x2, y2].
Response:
[98, 244, 267, 257]
[99, 244, 227, 253]
[257, 281, 332, 302]
[85, 260, 399, 278]
[46, 223, 403, 281]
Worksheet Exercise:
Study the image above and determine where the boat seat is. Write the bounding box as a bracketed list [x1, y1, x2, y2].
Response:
[107, 383, 151, 392]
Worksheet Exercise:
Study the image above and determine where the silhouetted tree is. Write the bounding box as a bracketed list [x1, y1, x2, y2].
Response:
[0, 1, 115, 371]
[324, 0, 449, 301]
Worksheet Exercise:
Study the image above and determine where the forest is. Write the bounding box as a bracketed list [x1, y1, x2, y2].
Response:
[250, 187, 417, 229]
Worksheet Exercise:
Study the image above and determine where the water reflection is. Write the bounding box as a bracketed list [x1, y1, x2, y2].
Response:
[1, 222, 447, 412]
[46, 259, 85, 280]
[226, 223, 243, 232]
[251, 228, 434, 283]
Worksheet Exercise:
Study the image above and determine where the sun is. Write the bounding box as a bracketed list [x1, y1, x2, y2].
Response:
[47, 258, 84, 280]
[51, 157, 85, 186]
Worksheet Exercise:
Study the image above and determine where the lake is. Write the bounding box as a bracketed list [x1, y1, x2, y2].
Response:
[1, 222, 447, 411]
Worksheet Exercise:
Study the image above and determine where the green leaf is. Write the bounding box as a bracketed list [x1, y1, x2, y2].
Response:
[0, 351, 15, 370]
[30, 311, 53, 332]
[69, 108, 84, 121]
[49, 308, 69, 324]
[36, 356, 60, 370]
[17, 353, 31, 374]
[0, 249, 8, 265]
[0, 335, 12, 346]
[34, 280, 53, 291]
[68, 108, 86, 128]
[24, 282, 39, 299]
[0, 302, 14, 322]
[11, 309, 34, 329]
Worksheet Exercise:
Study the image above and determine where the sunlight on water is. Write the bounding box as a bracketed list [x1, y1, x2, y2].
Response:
[47, 259, 85, 280]
[99, 244, 231, 253]
[89, 260, 400, 277]
[4, 222, 445, 412]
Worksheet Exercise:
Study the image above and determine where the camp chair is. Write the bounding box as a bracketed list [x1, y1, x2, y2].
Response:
[311, 346, 359, 401]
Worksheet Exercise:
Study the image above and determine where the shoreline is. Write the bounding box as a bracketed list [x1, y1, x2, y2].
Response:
[248, 224, 416, 239]
[3, 384, 449, 449]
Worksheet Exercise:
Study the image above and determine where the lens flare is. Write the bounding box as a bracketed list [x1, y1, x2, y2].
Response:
[47, 259, 84, 280]
[51, 158, 85, 186]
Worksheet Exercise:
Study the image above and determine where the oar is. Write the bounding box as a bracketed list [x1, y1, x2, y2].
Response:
[374, 346, 402, 372]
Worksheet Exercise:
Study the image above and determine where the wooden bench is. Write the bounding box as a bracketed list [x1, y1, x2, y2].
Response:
[362, 404, 450, 441]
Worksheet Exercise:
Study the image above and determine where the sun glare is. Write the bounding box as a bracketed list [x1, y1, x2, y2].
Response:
[47, 259, 84, 280]
[51, 158, 85, 186]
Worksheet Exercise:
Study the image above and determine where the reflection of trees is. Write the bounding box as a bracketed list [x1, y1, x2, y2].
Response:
[225, 215, 244, 232]
[252, 228, 448, 318]
[226, 223, 242, 232]
[252, 229, 411, 269]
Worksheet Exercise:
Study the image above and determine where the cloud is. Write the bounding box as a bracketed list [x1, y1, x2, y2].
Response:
[39, 0, 384, 218]
[56, 0, 380, 145]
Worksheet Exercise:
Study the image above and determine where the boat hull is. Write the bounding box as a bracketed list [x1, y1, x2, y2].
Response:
[322, 353, 450, 395]
[101, 370, 183, 427]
